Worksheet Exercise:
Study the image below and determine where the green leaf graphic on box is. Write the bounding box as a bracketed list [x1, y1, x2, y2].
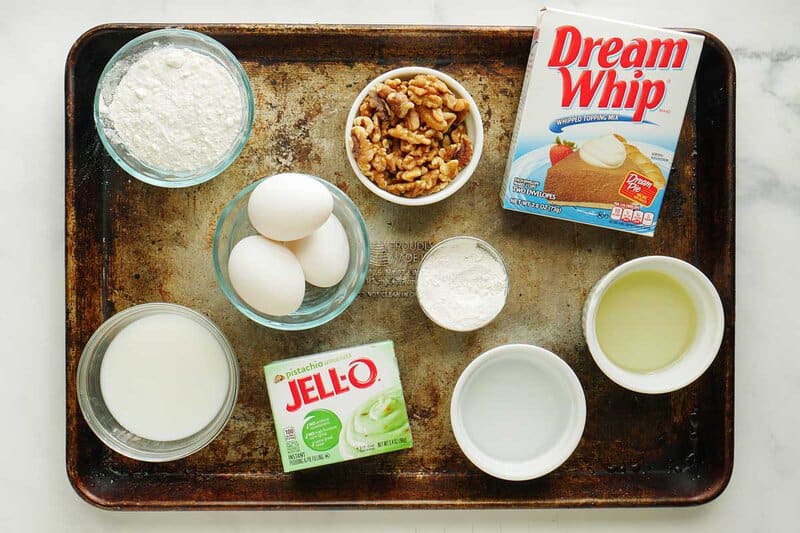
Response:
[302, 409, 342, 451]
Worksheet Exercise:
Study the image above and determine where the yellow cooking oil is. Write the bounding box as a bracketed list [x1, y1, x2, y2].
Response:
[595, 270, 697, 373]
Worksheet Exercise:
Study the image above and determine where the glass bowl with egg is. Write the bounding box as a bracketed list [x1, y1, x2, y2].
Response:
[76, 303, 240, 462]
[94, 28, 254, 188]
[213, 174, 370, 331]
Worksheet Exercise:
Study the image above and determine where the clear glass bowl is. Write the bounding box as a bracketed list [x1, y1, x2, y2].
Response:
[213, 175, 370, 330]
[416, 236, 509, 332]
[93, 28, 254, 188]
[76, 303, 239, 462]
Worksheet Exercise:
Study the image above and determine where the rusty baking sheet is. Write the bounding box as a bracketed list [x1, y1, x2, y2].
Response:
[65, 24, 735, 509]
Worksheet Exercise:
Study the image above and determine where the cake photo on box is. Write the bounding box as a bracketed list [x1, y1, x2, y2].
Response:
[544, 133, 666, 209]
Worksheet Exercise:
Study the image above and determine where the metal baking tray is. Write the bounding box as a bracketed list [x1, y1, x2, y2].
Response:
[65, 24, 735, 509]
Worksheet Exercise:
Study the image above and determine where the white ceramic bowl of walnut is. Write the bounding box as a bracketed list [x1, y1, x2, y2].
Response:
[345, 67, 484, 207]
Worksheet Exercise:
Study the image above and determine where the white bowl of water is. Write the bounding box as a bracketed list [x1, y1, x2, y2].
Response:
[450, 344, 586, 481]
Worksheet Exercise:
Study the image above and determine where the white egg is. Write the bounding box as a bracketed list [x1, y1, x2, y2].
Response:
[227, 235, 305, 316]
[247, 173, 334, 242]
[287, 214, 351, 288]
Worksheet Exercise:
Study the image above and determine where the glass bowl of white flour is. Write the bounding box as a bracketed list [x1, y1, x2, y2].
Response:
[94, 29, 254, 187]
[416, 236, 509, 332]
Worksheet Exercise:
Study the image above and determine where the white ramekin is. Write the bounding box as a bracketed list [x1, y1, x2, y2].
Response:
[344, 66, 484, 206]
[450, 344, 586, 481]
[583, 256, 725, 394]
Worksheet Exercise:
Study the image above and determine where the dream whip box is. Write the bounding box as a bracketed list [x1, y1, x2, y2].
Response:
[502, 8, 704, 236]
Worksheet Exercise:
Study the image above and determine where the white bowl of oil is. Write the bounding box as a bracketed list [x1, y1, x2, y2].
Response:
[583, 256, 724, 394]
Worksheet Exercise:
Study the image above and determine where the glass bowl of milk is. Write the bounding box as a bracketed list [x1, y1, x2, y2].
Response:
[76, 303, 239, 462]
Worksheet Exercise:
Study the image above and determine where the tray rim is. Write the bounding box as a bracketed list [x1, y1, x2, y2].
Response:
[65, 23, 736, 510]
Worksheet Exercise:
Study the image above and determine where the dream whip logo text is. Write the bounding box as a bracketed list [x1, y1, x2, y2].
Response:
[547, 25, 689, 122]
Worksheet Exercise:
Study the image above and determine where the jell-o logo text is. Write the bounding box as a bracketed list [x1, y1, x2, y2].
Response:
[285, 357, 378, 412]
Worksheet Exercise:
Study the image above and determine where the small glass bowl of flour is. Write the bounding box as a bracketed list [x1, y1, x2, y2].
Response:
[94, 29, 254, 187]
[416, 236, 509, 332]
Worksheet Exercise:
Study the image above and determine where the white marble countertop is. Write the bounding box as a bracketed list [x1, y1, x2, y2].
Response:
[1, 0, 798, 530]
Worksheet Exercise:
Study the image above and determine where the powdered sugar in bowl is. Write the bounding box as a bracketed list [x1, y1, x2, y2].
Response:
[416, 236, 508, 332]
[94, 29, 254, 188]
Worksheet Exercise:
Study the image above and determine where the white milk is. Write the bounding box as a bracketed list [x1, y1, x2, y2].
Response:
[460, 355, 574, 461]
[100, 313, 230, 441]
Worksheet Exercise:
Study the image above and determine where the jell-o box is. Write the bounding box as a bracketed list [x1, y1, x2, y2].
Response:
[502, 8, 704, 236]
[263, 340, 413, 472]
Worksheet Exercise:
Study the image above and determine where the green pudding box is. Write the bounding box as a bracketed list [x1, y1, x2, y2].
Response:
[263, 340, 413, 472]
